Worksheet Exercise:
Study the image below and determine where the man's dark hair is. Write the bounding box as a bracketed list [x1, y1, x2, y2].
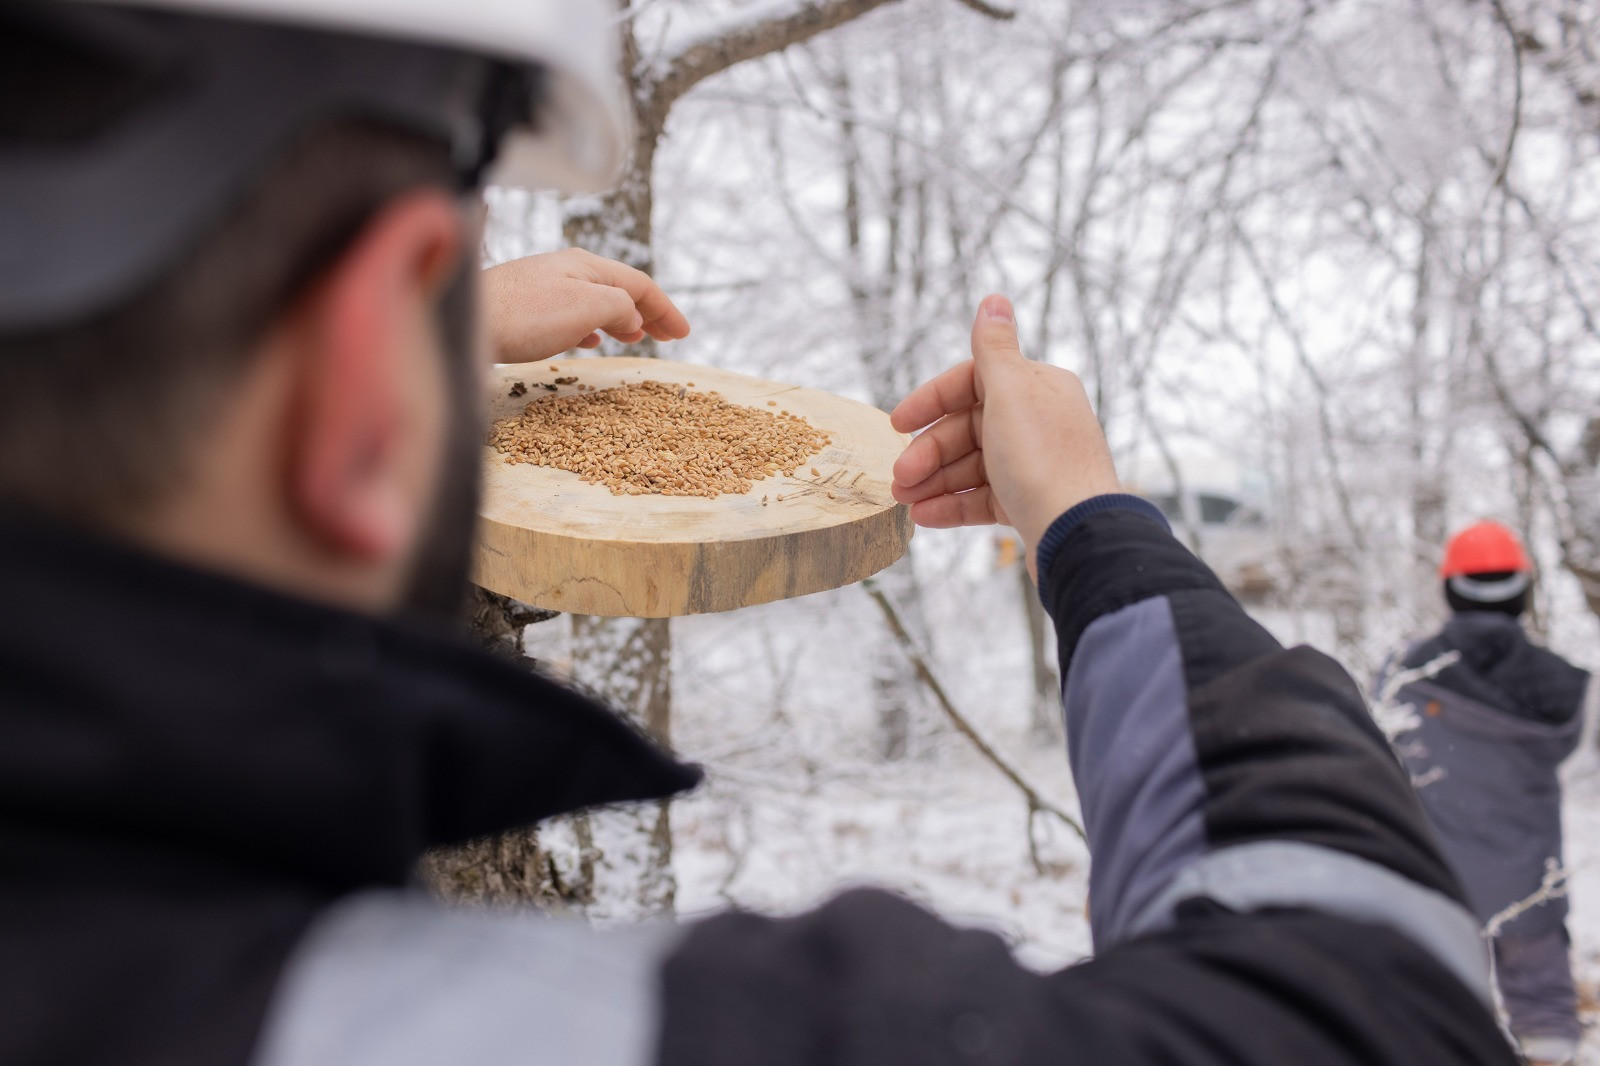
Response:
[0, 119, 462, 526]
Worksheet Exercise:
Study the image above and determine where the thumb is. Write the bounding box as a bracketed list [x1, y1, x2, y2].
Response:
[971, 294, 1025, 369]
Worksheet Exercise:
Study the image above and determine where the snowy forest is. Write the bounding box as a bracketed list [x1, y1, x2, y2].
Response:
[435, 0, 1600, 1053]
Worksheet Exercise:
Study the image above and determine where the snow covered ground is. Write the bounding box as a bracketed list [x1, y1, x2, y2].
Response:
[672, 714, 1092, 972]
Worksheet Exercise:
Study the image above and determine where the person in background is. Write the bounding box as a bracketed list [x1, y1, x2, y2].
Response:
[1384, 521, 1595, 1065]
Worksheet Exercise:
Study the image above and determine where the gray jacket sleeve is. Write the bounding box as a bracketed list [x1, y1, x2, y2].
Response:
[1040, 501, 1488, 1000]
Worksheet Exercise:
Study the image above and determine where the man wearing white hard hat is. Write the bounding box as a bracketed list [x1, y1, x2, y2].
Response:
[0, 2, 1515, 1064]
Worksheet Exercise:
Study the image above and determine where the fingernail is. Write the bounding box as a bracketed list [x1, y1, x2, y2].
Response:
[984, 296, 1014, 324]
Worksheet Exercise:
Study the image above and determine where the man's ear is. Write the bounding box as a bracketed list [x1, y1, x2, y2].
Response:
[283, 190, 464, 564]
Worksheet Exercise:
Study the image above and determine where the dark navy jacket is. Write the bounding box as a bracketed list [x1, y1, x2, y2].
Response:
[0, 503, 1515, 1065]
[1390, 612, 1591, 935]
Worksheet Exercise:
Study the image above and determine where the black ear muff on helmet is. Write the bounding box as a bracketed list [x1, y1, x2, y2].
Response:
[466, 62, 545, 189]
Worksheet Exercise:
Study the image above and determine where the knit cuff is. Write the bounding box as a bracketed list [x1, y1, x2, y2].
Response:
[1034, 494, 1170, 611]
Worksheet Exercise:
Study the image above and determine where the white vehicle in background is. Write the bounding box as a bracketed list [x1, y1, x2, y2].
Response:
[986, 444, 1277, 604]
[1132, 486, 1275, 603]
[1119, 445, 1276, 603]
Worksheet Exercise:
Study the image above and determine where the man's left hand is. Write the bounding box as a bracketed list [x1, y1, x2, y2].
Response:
[482, 248, 691, 363]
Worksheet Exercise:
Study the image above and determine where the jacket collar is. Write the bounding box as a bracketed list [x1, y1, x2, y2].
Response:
[0, 510, 699, 891]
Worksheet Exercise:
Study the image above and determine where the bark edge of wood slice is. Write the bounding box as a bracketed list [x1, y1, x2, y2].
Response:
[475, 357, 914, 617]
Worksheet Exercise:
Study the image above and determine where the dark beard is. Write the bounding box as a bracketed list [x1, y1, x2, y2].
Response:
[395, 259, 483, 622]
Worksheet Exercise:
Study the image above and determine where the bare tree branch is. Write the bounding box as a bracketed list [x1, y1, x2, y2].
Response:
[1485, 0, 1525, 191]
[1473, 0, 1600, 133]
[656, 0, 906, 109]
[950, 0, 1016, 19]
[864, 580, 1088, 857]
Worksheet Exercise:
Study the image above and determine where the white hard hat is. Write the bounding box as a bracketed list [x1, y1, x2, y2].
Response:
[64, 0, 630, 193]
[2, 0, 628, 331]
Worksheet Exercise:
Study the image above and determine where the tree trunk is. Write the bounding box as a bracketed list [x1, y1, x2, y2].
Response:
[419, 589, 575, 907]
[869, 558, 921, 759]
[536, 29, 683, 919]
[563, 614, 678, 918]
[826, 59, 932, 760]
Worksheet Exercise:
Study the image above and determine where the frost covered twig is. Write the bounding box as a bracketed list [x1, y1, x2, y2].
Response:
[1369, 649, 1460, 790]
[864, 580, 1088, 861]
[1485, 858, 1571, 940]
[1480, 859, 1572, 1038]
[1409, 765, 1445, 790]
[1370, 649, 1461, 743]
[1377, 650, 1463, 705]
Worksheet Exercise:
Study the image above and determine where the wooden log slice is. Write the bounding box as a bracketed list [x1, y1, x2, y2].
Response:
[475, 357, 913, 617]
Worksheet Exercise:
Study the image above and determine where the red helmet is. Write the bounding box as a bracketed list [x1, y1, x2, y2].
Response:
[1440, 521, 1532, 578]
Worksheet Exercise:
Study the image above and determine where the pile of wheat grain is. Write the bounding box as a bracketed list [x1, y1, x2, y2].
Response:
[489, 380, 832, 498]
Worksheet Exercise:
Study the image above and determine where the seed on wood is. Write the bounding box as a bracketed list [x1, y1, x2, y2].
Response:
[767, 401, 777, 406]
[549, 365, 561, 373]
[489, 380, 832, 498]
[810, 467, 819, 477]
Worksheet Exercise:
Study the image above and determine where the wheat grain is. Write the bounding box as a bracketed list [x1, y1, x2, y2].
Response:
[489, 380, 832, 498]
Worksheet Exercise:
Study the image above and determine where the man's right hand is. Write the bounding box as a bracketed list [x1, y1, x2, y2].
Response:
[889, 294, 1121, 578]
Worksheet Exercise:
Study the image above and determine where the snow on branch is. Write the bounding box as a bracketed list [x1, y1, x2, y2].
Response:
[1485, 858, 1571, 940]
[1378, 650, 1462, 702]
[1370, 649, 1460, 745]
[1369, 649, 1460, 791]
[651, 0, 1012, 109]
[653, 0, 903, 107]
